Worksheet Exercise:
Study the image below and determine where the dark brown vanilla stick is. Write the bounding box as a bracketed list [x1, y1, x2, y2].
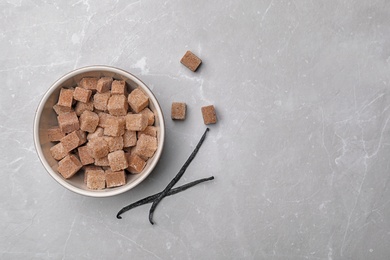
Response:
[116, 176, 214, 219]
[148, 128, 210, 225]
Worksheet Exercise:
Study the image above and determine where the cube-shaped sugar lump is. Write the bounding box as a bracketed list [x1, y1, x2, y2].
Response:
[47, 127, 65, 142]
[128, 87, 149, 113]
[94, 156, 110, 166]
[93, 92, 110, 111]
[171, 102, 186, 120]
[77, 145, 94, 165]
[96, 77, 113, 93]
[79, 110, 99, 133]
[111, 80, 127, 95]
[125, 113, 148, 131]
[57, 111, 79, 134]
[97, 112, 113, 128]
[60, 130, 84, 153]
[127, 154, 146, 174]
[180, 50, 202, 72]
[87, 137, 109, 159]
[87, 127, 104, 140]
[50, 142, 68, 160]
[107, 95, 128, 116]
[73, 87, 92, 103]
[105, 170, 126, 188]
[103, 116, 125, 137]
[75, 100, 94, 116]
[53, 104, 72, 115]
[79, 77, 98, 91]
[138, 126, 157, 138]
[58, 88, 74, 108]
[132, 134, 157, 159]
[57, 154, 82, 179]
[108, 150, 128, 171]
[123, 130, 137, 147]
[139, 107, 155, 125]
[83, 165, 102, 184]
[103, 136, 124, 152]
[85, 168, 105, 190]
[201, 105, 217, 125]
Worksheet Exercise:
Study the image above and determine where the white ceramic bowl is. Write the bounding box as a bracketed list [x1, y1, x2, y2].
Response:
[33, 66, 165, 197]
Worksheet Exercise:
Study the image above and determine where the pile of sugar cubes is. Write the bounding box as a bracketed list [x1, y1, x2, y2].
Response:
[48, 77, 158, 190]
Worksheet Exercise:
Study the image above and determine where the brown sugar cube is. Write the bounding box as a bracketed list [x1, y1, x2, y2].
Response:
[103, 136, 124, 152]
[87, 137, 109, 159]
[180, 50, 202, 72]
[57, 111, 79, 134]
[103, 116, 126, 137]
[57, 154, 82, 179]
[139, 107, 155, 125]
[105, 170, 126, 188]
[96, 77, 113, 93]
[94, 156, 110, 166]
[128, 87, 149, 113]
[79, 77, 98, 91]
[57, 88, 74, 108]
[93, 92, 111, 111]
[108, 150, 128, 171]
[86, 168, 105, 190]
[50, 142, 68, 160]
[123, 130, 137, 147]
[97, 112, 113, 128]
[73, 87, 92, 103]
[126, 154, 146, 174]
[107, 95, 128, 116]
[133, 134, 158, 160]
[138, 126, 157, 138]
[79, 110, 99, 133]
[47, 127, 65, 142]
[125, 113, 148, 131]
[53, 104, 72, 115]
[83, 166, 102, 184]
[111, 80, 127, 95]
[171, 102, 186, 120]
[201, 105, 217, 125]
[77, 145, 94, 165]
[75, 100, 94, 116]
[60, 130, 85, 152]
[87, 127, 104, 140]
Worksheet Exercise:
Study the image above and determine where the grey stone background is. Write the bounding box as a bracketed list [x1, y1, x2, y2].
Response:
[1, 0, 390, 259]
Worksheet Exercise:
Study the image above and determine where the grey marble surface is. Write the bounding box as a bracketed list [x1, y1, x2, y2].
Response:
[1, 0, 390, 259]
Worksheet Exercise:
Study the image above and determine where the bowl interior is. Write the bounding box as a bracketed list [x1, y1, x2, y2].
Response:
[34, 66, 165, 197]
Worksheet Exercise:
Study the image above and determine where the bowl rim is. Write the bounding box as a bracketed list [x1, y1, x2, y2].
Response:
[33, 65, 165, 197]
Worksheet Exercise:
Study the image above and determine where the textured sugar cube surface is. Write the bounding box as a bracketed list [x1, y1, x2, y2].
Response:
[128, 88, 149, 113]
[79, 110, 99, 133]
[201, 105, 217, 125]
[58, 88, 74, 108]
[127, 154, 146, 174]
[180, 51, 202, 72]
[96, 77, 113, 93]
[111, 80, 126, 95]
[106, 170, 126, 188]
[73, 87, 92, 103]
[108, 150, 128, 171]
[57, 154, 82, 179]
[171, 102, 186, 120]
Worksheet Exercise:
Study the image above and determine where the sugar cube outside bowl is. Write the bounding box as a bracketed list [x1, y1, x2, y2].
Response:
[33, 65, 165, 197]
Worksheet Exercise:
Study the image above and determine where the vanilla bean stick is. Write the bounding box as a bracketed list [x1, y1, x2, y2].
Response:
[148, 128, 210, 225]
[116, 176, 214, 219]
